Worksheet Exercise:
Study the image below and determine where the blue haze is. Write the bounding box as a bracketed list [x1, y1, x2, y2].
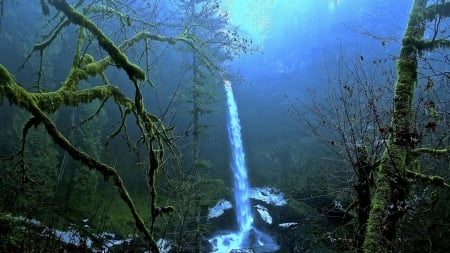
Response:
[0, 0, 416, 252]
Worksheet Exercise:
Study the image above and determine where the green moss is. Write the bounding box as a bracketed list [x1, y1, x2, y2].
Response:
[48, 0, 145, 83]
[81, 54, 94, 65]
[84, 57, 109, 76]
[425, 2, 450, 20]
[406, 170, 450, 188]
[60, 67, 88, 91]
[2, 2, 181, 252]
[363, 1, 431, 252]
[0, 64, 14, 84]
[1, 61, 159, 251]
[31, 86, 116, 113]
[0, 65, 39, 111]
[363, 174, 391, 253]
[412, 147, 450, 156]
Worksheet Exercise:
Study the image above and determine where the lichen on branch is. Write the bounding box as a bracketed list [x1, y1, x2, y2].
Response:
[0, 61, 161, 252]
[48, 0, 145, 83]
[412, 147, 450, 156]
[406, 170, 450, 189]
[363, 0, 429, 252]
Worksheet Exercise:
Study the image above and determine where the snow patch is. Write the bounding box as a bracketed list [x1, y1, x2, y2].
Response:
[250, 187, 287, 206]
[157, 239, 172, 253]
[255, 204, 272, 224]
[207, 199, 233, 220]
[278, 222, 300, 229]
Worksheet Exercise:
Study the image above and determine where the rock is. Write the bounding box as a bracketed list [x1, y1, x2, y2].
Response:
[229, 248, 256, 253]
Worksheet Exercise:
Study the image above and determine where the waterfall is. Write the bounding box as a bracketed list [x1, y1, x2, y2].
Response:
[225, 80, 253, 236]
[208, 80, 279, 253]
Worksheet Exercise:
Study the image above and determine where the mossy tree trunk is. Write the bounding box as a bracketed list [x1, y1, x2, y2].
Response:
[363, 0, 450, 251]
[354, 146, 374, 253]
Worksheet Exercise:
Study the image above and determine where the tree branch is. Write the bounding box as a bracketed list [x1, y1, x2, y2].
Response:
[406, 169, 450, 189]
[0, 63, 161, 253]
[416, 38, 450, 51]
[425, 2, 450, 20]
[48, 0, 145, 83]
[412, 147, 450, 156]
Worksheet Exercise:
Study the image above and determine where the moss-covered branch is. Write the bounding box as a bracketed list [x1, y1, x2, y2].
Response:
[412, 147, 450, 156]
[425, 1, 450, 20]
[82, 31, 178, 77]
[406, 170, 450, 189]
[363, 0, 450, 250]
[393, 1, 427, 131]
[416, 38, 450, 51]
[38, 104, 161, 253]
[1, 64, 130, 113]
[48, 0, 145, 83]
[1, 1, 203, 252]
[0, 63, 161, 252]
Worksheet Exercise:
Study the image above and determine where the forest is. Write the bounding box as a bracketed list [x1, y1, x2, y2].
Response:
[0, 0, 450, 252]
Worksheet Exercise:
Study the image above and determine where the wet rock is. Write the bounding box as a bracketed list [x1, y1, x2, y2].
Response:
[229, 248, 256, 253]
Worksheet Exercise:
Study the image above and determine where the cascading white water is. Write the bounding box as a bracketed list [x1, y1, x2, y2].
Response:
[208, 80, 279, 253]
[224, 79, 253, 240]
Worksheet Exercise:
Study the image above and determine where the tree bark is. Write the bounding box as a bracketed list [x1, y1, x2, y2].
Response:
[363, 1, 428, 252]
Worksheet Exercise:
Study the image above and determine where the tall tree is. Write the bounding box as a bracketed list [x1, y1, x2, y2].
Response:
[293, 1, 450, 252]
[364, 1, 450, 252]
[152, 1, 256, 251]
[176, 0, 255, 162]
[291, 51, 395, 252]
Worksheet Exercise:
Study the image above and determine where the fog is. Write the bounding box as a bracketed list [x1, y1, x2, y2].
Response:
[0, 0, 425, 252]
[201, 0, 411, 182]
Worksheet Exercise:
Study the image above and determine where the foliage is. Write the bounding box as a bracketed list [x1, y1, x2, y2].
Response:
[68, 166, 99, 210]
[58, 100, 106, 215]
[175, 0, 256, 147]
[396, 185, 450, 252]
[0, 0, 257, 252]
[0, 0, 239, 252]
[290, 1, 450, 252]
[0, 111, 59, 219]
[364, 1, 450, 252]
[143, 1, 256, 251]
[291, 49, 396, 252]
[0, 214, 63, 252]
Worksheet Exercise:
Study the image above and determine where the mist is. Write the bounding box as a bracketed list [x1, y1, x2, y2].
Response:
[2, 1, 450, 252]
